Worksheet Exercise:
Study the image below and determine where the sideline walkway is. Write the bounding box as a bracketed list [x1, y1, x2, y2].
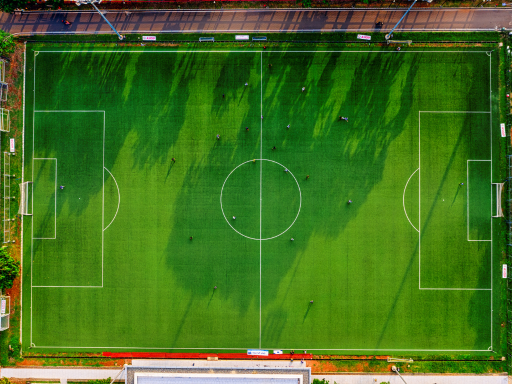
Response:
[312, 373, 509, 384]
[0, 8, 509, 36]
[1, 362, 509, 384]
[0, 367, 124, 384]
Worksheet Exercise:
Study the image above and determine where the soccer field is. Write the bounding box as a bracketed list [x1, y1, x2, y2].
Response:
[22, 46, 501, 353]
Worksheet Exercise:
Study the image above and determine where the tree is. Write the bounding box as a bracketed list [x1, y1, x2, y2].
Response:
[0, 30, 15, 57]
[0, 248, 20, 291]
[0, 0, 32, 13]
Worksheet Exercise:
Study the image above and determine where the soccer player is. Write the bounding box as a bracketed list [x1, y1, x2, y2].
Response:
[233, 216, 236, 220]
[189, 236, 193, 240]
[246, 127, 249, 132]
[284, 168, 289, 173]
[272, 146, 276, 151]
[172, 158, 176, 162]
[302, 87, 305, 92]
[59, 186, 65, 190]
[245, 82, 248, 86]
[306, 175, 309, 180]
[291, 238, 294, 241]
[459, 182, 464, 186]
[217, 134, 220, 140]
[286, 124, 290, 129]
[348, 200, 352, 204]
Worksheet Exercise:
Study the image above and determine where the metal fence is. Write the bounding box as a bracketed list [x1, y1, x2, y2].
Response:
[3, 152, 11, 244]
[503, 34, 512, 369]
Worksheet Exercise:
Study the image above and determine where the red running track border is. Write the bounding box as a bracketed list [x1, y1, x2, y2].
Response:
[103, 352, 313, 359]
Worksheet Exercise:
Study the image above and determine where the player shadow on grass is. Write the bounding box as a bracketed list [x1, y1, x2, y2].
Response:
[375, 109, 492, 350]
[160, 51, 423, 347]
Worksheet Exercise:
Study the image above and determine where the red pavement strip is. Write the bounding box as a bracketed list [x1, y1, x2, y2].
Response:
[103, 352, 313, 359]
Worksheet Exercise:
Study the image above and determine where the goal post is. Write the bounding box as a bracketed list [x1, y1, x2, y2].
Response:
[493, 182, 504, 218]
[19, 181, 33, 216]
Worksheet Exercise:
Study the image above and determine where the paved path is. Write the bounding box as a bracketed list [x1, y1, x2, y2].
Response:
[0, 367, 125, 384]
[1, 364, 509, 384]
[0, 8, 510, 37]
[312, 373, 509, 384]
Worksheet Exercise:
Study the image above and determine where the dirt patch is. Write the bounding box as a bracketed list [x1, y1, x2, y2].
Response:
[98, 359, 129, 367]
[308, 360, 340, 373]
[16, 358, 46, 366]
[309, 359, 394, 373]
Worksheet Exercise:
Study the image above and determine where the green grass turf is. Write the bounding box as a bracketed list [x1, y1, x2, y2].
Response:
[22, 46, 500, 353]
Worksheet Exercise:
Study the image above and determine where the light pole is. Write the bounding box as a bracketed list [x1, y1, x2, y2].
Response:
[75, 0, 124, 40]
[391, 365, 408, 384]
[385, 0, 418, 40]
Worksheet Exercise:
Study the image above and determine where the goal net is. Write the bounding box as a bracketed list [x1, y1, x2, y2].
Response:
[19, 181, 32, 216]
[0, 108, 9, 132]
[0, 82, 8, 102]
[0, 60, 5, 83]
[0, 295, 10, 331]
[493, 182, 504, 218]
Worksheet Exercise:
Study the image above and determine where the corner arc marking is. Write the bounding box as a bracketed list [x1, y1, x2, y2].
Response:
[103, 167, 120, 232]
[403, 168, 420, 233]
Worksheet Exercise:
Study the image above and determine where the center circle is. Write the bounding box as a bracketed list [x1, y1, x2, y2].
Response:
[220, 159, 302, 241]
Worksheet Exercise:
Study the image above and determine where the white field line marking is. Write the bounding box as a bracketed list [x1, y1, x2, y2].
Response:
[30, 113, 105, 302]
[418, 111, 421, 290]
[466, 160, 492, 241]
[259, 51, 263, 350]
[34, 110, 104, 113]
[220, 159, 302, 241]
[20, 41, 27, 347]
[30, 51, 36, 346]
[466, 160, 492, 242]
[32, 285, 102, 288]
[419, 111, 493, 291]
[403, 168, 419, 233]
[102, 111, 105, 288]
[103, 167, 120, 231]
[420, 111, 491, 114]
[489, 52, 493, 350]
[32, 158, 57, 240]
[28, 346, 492, 351]
[419, 288, 492, 291]
[28, 51, 494, 351]
[37, 49, 495, 53]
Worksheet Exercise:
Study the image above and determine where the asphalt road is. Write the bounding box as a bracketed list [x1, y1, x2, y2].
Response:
[0, 8, 510, 36]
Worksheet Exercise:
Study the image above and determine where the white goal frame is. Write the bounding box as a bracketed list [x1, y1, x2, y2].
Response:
[492, 182, 504, 218]
[19, 181, 32, 216]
